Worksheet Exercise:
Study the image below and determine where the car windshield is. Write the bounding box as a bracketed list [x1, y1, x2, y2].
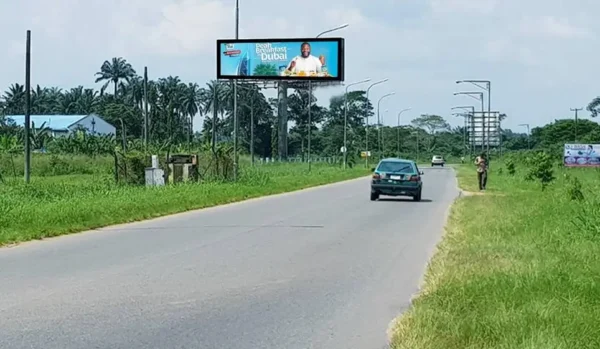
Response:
[377, 161, 414, 173]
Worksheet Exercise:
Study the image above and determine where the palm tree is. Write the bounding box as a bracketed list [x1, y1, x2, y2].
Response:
[201, 80, 228, 151]
[94, 57, 137, 96]
[180, 83, 204, 145]
[2, 84, 25, 114]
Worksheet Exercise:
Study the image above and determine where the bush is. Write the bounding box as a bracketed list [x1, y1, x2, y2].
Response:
[565, 174, 585, 201]
[505, 159, 516, 175]
[115, 151, 150, 185]
[571, 198, 600, 240]
[525, 152, 555, 190]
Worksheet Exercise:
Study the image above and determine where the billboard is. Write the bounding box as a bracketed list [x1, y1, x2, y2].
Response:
[216, 38, 344, 81]
[467, 111, 501, 147]
[564, 144, 600, 167]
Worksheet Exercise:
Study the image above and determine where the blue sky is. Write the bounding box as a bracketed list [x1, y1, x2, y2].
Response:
[1, 0, 597, 133]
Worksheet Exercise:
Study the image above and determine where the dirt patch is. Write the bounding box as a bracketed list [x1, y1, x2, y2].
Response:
[461, 190, 505, 197]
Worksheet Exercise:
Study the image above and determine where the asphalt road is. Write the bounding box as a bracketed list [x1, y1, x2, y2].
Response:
[0, 167, 459, 349]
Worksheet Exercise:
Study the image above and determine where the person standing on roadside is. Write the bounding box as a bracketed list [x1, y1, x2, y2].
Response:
[475, 153, 488, 191]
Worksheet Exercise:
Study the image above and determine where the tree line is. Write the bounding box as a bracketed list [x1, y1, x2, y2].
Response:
[1, 56, 600, 161]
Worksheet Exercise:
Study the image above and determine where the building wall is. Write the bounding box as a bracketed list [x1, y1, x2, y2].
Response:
[69, 114, 116, 135]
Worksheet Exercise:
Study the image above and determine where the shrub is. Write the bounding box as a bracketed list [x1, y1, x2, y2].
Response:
[505, 159, 516, 175]
[564, 174, 585, 201]
[525, 152, 555, 190]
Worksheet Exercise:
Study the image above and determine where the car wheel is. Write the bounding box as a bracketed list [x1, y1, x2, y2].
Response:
[431, 163, 434, 167]
[370, 192, 379, 201]
[413, 190, 422, 202]
[441, 163, 444, 167]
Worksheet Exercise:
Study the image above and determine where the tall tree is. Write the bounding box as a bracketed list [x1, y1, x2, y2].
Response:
[94, 57, 137, 96]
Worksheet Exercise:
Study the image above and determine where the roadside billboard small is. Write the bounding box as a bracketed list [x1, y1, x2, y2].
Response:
[563, 144, 600, 167]
[216, 38, 344, 81]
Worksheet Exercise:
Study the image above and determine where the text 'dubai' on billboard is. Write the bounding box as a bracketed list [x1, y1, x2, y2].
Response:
[564, 144, 600, 167]
[216, 38, 345, 81]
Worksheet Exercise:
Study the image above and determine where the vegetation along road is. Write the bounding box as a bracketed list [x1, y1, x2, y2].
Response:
[0, 167, 458, 349]
[3, 55, 600, 347]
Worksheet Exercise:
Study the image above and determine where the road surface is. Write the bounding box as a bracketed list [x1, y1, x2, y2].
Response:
[1, 167, 459, 349]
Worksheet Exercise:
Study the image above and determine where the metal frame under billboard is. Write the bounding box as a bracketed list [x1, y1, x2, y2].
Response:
[467, 111, 501, 147]
[216, 37, 345, 81]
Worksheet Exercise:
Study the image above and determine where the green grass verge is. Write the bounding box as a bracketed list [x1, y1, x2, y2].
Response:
[389, 163, 600, 348]
[0, 163, 369, 246]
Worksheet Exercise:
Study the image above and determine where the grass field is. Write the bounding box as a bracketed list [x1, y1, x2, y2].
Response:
[0, 162, 369, 246]
[389, 163, 600, 348]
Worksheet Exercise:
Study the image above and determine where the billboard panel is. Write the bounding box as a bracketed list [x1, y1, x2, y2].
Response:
[216, 38, 344, 81]
[564, 144, 600, 167]
[467, 112, 501, 146]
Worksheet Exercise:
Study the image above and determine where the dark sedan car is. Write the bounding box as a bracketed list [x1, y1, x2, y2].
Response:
[370, 158, 423, 201]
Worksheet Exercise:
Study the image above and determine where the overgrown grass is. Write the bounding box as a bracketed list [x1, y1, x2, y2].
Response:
[0, 162, 369, 246]
[0, 153, 114, 177]
[390, 162, 600, 348]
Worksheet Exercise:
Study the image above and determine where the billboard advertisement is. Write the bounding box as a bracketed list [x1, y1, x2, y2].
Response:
[564, 144, 600, 167]
[216, 38, 344, 81]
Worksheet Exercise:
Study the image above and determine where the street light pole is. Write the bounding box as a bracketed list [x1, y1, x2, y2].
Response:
[457, 80, 491, 153]
[381, 109, 388, 152]
[364, 79, 388, 167]
[377, 92, 395, 157]
[24, 30, 31, 183]
[343, 78, 371, 169]
[454, 92, 484, 152]
[451, 106, 474, 155]
[307, 23, 349, 171]
[570, 107, 582, 142]
[232, 0, 240, 181]
[396, 108, 411, 156]
[518, 123, 530, 149]
[452, 112, 469, 157]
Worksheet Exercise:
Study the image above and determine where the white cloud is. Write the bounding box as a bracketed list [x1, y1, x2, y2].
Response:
[430, 0, 498, 14]
[519, 15, 590, 39]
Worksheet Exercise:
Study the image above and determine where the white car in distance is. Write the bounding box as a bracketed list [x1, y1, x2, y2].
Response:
[431, 155, 445, 167]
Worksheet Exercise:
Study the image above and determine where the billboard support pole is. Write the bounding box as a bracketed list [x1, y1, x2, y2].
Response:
[480, 97, 484, 152]
[306, 24, 349, 172]
[232, 0, 240, 181]
[487, 82, 491, 155]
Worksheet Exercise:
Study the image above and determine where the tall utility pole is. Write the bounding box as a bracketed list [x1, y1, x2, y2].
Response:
[396, 108, 411, 156]
[24, 30, 32, 183]
[518, 123, 530, 149]
[376, 93, 395, 155]
[571, 107, 582, 142]
[343, 78, 371, 169]
[307, 24, 349, 171]
[143, 66, 149, 150]
[380, 109, 388, 152]
[364, 79, 388, 167]
[451, 106, 474, 155]
[452, 113, 469, 157]
[232, 0, 240, 181]
[457, 80, 491, 153]
[454, 92, 484, 152]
